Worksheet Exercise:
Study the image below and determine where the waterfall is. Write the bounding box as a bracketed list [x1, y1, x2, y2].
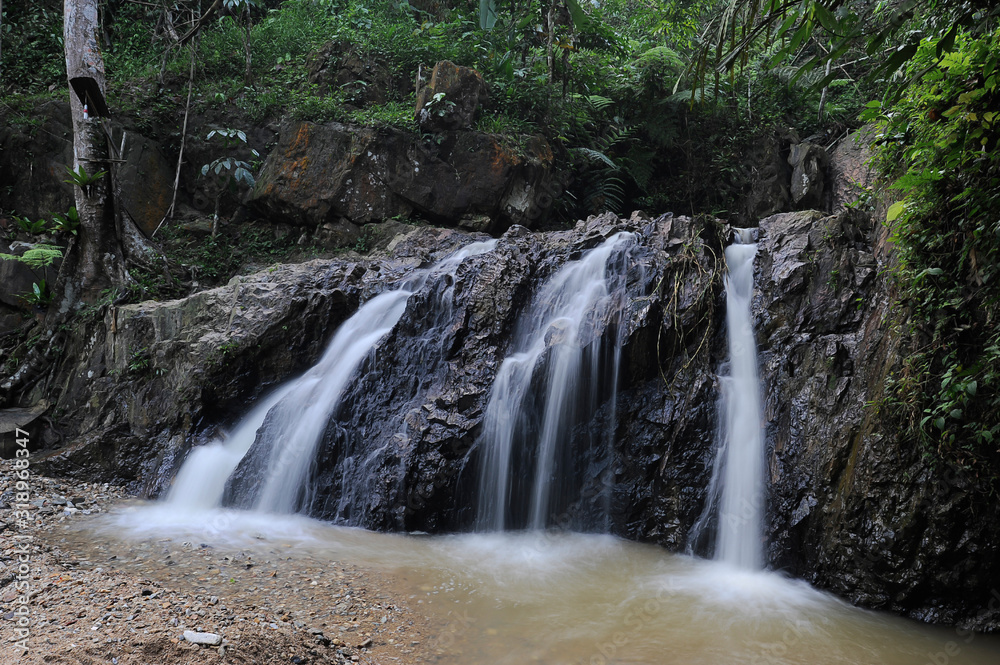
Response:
[475, 232, 633, 532]
[690, 227, 764, 569]
[165, 240, 497, 514]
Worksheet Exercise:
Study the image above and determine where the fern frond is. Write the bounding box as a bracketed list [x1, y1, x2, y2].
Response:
[572, 147, 618, 169]
[11, 245, 65, 270]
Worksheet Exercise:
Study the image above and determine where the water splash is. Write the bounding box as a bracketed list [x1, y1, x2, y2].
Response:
[166, 240, 497, 515]
[690, 227, 764, 569]
[475, 232, 634, 531]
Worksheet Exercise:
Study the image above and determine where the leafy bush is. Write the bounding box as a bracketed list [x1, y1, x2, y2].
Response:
[866, 29, 1000, 473]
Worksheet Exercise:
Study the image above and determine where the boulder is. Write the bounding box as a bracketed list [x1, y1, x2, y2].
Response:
[249, 120, 556, 232]
[112, 127, 174, 237]
[306, 41, 408, 107]
[787, 141, 829, 209]
[415, 61, 488, 132]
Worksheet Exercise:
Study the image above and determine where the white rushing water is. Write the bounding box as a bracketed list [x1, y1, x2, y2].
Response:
[476, 232, 633, 531]
[165, 240, 497, 515]
[690, 227, 765, 569]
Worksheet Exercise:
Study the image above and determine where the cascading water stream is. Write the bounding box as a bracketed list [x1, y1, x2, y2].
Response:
[690, 227, 764, 569]
[165, 240, 497, 515]
[475, 232, 633, 532]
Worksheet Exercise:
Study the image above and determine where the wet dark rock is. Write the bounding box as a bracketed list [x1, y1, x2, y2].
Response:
[248, 120, 556, 233]
[224, 211, 725, 534]
[755, 208, 1000, 631]
[787, 142, 829, 209]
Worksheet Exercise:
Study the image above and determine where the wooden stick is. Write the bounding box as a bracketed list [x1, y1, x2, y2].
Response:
[155, 37, 197, 237]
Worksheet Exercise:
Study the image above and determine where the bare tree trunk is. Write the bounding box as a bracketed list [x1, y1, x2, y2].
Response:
[244, 2, 253, 86]
[60, 0, 124, 311]
[818, 58, 833, 122]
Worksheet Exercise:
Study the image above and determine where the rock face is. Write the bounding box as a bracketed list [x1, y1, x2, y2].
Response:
[0, 101, 76, 220]
[827, 127, 876, 212]
[249, 120, 556, 232]
[35, 227, 490, 494]
[415, 61, 489, 133]
[754, 208, 1000, 631]
[787, 142, 829, 208]
[0, 102, 174, 237]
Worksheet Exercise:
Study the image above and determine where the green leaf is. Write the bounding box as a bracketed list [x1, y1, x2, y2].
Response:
[886, 201, 907, 222]
[813, 4, 839, 32]
[934, 417, 946, 430]
[565, 0, 593, 31]
[478, 0, 497, 30]
[966, 381, 978, 396]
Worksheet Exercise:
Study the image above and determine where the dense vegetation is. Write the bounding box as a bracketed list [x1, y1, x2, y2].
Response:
[2, 0, 869, 219]
[867, 29, 1000, 478]
[2, 0, 999, 476]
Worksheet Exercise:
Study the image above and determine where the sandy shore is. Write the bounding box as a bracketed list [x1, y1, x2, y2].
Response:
[0, 460, 442, 665]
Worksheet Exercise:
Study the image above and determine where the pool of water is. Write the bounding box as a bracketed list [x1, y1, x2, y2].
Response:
[67, 503, 1000, 665]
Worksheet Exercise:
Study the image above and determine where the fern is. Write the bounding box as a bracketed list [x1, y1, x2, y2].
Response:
[572, 146, 618, 169]
[0, 244, 64, 270]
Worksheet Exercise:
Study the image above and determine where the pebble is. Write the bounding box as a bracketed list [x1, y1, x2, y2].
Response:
[183, 630, 223, 646]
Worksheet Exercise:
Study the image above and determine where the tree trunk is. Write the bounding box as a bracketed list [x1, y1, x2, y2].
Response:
[60, 0, 124, 310]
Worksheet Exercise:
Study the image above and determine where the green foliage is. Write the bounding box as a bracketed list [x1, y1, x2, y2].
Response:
[20, 280, 53, 308]
[867, 29, 1000, 473]
[127, 346, 153, 375]
[15, 217, 48, 235]
[0, 0, 65, 92]
[202, 129, 257, 187]
[0, 244, 64, 270]
[129, 224, 301, 302]
[50, 208, 80, 236]
[64, 165, 109, 188]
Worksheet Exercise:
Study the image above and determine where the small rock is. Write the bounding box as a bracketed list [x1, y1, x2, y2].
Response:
[183, 630, 222, 646]
[359, 637, 372, 648]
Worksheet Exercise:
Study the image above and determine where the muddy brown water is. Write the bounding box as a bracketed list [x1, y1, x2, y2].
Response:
[57, 503, 1000, 665]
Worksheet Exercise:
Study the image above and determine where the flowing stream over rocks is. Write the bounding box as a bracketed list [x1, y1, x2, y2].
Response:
[33, 211, 1000, 636]
[475, 232, 632, 531]
[689, 229, 765, 569]
[166, 240, 498, 514]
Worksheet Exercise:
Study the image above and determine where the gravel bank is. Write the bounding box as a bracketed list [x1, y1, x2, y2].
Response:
[0, 460, 442, 665]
